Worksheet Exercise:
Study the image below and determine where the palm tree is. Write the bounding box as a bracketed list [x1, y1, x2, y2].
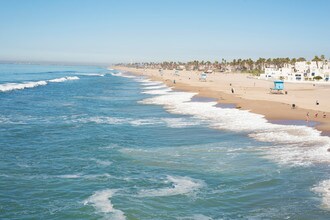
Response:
[312, 55, 322, 68]
[312, 55, 321, 62]
[266, 58, 272, 67]
[297, 57, 306, 62]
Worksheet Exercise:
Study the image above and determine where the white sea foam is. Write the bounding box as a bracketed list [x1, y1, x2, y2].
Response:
[311, 179, 330, 210]
[141, 81, 163, 86]
[48, 76, 79, 82]
[57, 173, 112, 179]
[76, 115, 198, 129]
[139, 89, 330, 166]
[85, 117, 161, 126]
[64, 76, 79, 81]
[78, 73, 104, 77]
[0, 80, 48, 92]
[110, 72, 136, 78]
[129, 119, 162, 126]
[177, 214, 213, 220]
[0, 76, 80, 92]
[84, 189, 126, 219]
[142, 84, 167, 90]
[58, 174, 82, 179]
[142, 87, 172, 95]
[91, 158, 112, 166]
[134, 78, 150, 83]
[0, 116, 12, 124]
[138, 176, 204, 197]
[84, 116, 126, 125]
[161, 118, 200, 128]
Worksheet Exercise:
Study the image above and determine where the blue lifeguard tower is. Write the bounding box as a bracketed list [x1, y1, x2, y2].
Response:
[174, 70, 180, 76]
[199, 73, 207, 81]
[270, 80, 284, 93]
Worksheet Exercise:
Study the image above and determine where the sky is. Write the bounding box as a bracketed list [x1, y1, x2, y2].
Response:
[0, 0, 329, 64]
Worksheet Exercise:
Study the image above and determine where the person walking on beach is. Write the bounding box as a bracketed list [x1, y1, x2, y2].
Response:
[315, 112, 318, 118]
[231, 88, 235, 94]
[306, 112, 310, 122]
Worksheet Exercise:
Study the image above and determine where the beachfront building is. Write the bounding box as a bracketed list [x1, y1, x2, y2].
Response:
[259, 60, 330, 82]
[260, 66, 296, 81]
[176, 65, 186, 71]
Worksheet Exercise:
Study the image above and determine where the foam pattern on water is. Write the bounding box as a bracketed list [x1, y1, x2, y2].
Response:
[110, 72, 136, 78]
[138, 175, 204, 197]
[312, 179, 330, 210]
[84, 189, 126, 219]
[138, 82, 330, 166]
[73, 115, 200, 128]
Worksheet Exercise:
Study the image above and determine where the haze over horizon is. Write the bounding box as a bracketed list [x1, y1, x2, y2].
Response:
[1, 0, 330, 65]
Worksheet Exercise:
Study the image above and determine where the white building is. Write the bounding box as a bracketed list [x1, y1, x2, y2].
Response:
[260, 66, 296, 81]
[295, 61, 308, 73]
[260, 60, 330, 82]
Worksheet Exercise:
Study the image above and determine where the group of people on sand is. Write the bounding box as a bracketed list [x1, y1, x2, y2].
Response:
[305, 100, 326, 122]
[306, 112, 326, 122]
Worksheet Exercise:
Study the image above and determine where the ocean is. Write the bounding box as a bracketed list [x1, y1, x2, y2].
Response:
[0, 64, 329, 219]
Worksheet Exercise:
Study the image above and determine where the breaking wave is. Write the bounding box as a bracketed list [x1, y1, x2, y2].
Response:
[0, 80, 47, 92]
[48, 76, 79, 82]
[142, 85, 167, 90]
[110, 72, 136, 78]
[76, 73, 105, 77]
[142, 87, 173, 95]
[0, 76, 79, 92]
[139, 88, 330, 166]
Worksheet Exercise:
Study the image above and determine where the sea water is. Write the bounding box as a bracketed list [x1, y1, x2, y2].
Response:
[0, 64, 329, 219]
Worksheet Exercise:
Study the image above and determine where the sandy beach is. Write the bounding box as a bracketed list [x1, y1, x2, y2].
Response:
[114, 66, 330, 135]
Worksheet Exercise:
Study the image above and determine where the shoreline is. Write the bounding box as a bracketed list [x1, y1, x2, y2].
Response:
[113, 66, 330, 136]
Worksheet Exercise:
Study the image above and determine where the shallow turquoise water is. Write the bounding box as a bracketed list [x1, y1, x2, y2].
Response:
[0, 64, 329, 219]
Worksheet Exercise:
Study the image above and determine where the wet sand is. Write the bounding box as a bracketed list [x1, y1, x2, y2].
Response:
[114, 66, 330, 135]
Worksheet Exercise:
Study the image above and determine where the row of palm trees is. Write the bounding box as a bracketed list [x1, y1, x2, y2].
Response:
[119, 55, 327, 73]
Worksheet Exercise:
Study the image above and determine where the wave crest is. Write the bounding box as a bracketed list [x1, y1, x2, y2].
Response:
[110, 72, 136, 78]
[0, 80, 47, 92]
[0, 76, 80, 92]
[139, 90, 330, 166]
[48, 76, 79, 82]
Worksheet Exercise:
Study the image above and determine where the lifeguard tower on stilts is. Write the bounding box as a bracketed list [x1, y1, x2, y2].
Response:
[199, 72, 207, 82]
[270, 80, 284, 94]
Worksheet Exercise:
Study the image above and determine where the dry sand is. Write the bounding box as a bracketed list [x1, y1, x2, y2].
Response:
[114, 66, 330, 135]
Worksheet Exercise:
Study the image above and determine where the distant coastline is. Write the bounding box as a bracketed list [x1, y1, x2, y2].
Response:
[114, 66, 330, 135]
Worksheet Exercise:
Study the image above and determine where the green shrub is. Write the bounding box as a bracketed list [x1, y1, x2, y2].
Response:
[313, 76, 323, 81]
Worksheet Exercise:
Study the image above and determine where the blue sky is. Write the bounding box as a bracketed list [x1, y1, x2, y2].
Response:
[0, 0, 329, 64]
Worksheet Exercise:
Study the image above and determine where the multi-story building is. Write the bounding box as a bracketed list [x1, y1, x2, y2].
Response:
[260, 60, 330, 82]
